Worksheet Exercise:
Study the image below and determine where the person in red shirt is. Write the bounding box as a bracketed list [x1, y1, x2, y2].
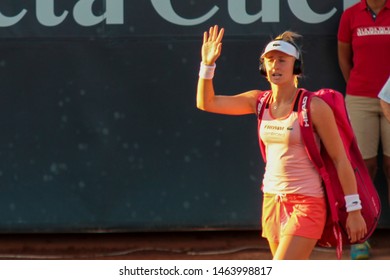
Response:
[338, 0, 390, 260]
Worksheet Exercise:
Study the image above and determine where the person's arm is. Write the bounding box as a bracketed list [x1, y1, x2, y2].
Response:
[337, 41, 353, 83]
[380, 99, 390, 123]
[311, 97, 367, 243]
[378, 77, 390, 122]
[196, 25, 258, 115]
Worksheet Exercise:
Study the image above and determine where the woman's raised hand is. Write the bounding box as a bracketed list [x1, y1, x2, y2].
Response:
[201, 25, 224, 66]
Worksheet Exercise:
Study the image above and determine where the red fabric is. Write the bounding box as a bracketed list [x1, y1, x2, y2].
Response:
[299, 89, 381, 259]
[337, 0, 390, 98]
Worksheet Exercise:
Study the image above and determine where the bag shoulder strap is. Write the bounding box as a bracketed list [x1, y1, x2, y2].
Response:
[298, 90, 324, 169]
[256, 90, 272, 162]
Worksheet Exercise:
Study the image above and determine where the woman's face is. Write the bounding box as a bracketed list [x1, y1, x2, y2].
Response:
[263, 50, 296, 85]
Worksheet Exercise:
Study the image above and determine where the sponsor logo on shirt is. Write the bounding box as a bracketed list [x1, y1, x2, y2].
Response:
[357, 26, 390, 36]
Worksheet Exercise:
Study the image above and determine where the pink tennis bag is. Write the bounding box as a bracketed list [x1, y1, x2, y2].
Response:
[256, 88, 381, 259]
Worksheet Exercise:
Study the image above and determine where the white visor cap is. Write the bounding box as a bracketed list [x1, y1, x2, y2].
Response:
[261, 40, 300, 59]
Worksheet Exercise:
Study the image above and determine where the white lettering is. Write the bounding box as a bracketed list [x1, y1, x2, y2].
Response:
[37, 0, 68, 27]
[150, 0, 219, 26]
[0, 0, 359, 28]
[228, 0, 279, 24]
[152, 0, 344, 26]
[344, 0, 359, 10]
[74, 0, 124, 26]
[357, 26, 390, 36]
[0, 0, 123, 27]
[0, 8, 27, 27]
[288, 0, 336, 24]
[301, 96, 310, 127]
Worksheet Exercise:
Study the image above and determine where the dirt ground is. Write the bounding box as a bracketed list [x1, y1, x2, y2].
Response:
[0, 229, 388, 260]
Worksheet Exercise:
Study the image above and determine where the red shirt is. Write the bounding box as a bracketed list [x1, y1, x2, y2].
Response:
[338, 0, 390, 98]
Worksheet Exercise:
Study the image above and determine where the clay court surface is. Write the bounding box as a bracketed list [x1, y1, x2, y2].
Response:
[0, 229, 388, 260]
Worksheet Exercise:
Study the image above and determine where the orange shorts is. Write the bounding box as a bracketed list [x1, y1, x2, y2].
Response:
[261, 193, 327, 243]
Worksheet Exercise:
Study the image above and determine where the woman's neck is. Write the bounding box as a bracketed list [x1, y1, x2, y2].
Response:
[270, 84, 298, 103]
[367, 0, 387, 13]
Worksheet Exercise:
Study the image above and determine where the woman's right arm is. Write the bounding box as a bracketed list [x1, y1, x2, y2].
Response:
[337, 41, 353, 83]
[196, 25, 259, 115]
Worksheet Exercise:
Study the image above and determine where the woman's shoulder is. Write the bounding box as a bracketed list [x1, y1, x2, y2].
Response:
[253, 89, 273, 97]
[310, 95, 333, 120]
[251, 89, 268, 94]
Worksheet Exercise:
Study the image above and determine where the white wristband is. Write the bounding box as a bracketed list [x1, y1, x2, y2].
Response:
[345, 194, 362, 212]
[199, 62, 216, 79]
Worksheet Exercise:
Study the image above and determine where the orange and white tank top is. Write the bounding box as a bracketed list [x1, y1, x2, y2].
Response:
[259, 107, 323, 197]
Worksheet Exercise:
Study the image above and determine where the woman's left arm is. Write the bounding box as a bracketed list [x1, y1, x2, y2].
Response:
[311, 97, 367, 243]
